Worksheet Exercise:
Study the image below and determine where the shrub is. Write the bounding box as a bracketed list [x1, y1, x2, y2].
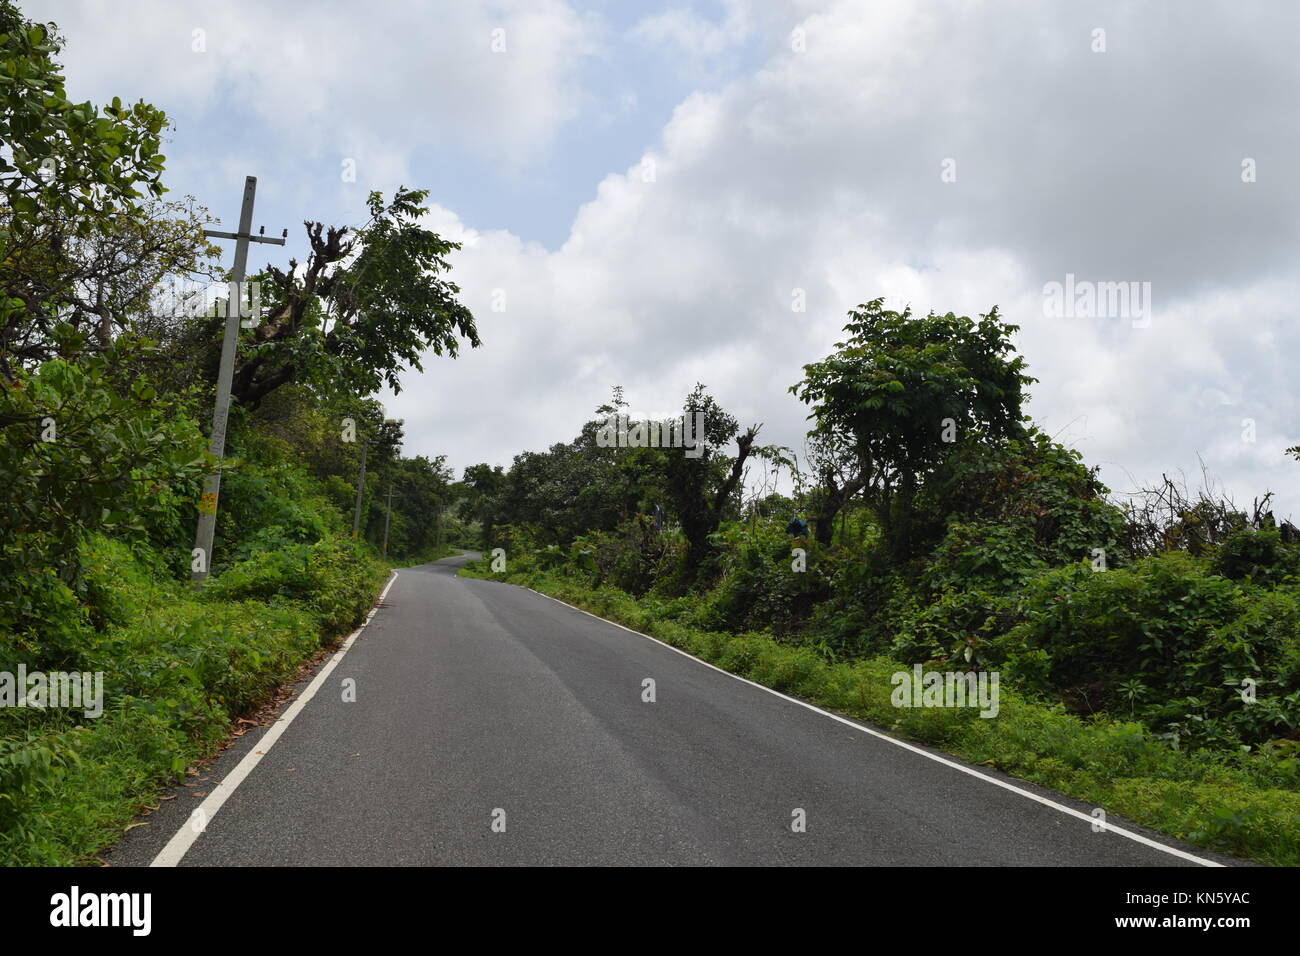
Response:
[892, 587, 1018, 668]
[922, 519, 1047, 593]
[0, 528, 389, 865]
[925, 429, 1128, 568]
[0, 347, 211, 647]
[997, 554, 1300, 748]
[202, 536, 386, 638]
[215, 455, 339, 571]
[702, 519, 831, 635]
[569, 517, 667, 596]
[1213, 527, 1299, 584]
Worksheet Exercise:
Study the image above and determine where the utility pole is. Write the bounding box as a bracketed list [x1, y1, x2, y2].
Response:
[352, 419, 401, 543]
[352, 439, 371, 540]
[191, 176, 286, 584]
[381, 485, 397, 558]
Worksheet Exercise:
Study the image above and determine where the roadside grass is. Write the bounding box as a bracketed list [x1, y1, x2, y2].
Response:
[0, 535, 387, 866]
[461, 562, 1300, 866]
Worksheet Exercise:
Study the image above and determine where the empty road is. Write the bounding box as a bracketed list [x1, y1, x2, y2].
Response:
[109, 554, 1230, 867]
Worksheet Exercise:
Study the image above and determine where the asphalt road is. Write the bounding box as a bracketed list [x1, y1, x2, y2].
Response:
[108, 553, 1232, 867]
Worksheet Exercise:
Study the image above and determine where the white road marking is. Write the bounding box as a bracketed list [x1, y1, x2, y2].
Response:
[150, 570, 400, 867]
[524, 587, 1225, 868]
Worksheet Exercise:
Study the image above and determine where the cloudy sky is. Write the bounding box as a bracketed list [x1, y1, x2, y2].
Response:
[32, 0, 1300, 516]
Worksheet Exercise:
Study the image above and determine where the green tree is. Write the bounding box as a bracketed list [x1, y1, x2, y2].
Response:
[5, 198, 220, 368]
[230, 188, 479, 408]
[662, 384, 762, 576]
[792, 298, 1034, 557]
[0, 333, 212, 650]
[801, 430, 872, 547]
[380, 455, 455, 557]
[458, 462, 508, 545]
[0, 0, 170, 377]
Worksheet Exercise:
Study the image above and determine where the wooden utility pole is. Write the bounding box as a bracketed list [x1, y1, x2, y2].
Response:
[381, 485, 397, 558]
[352, 439, 372, 540]
[191, 176, 286, 584]
[352, 420, 401, 543]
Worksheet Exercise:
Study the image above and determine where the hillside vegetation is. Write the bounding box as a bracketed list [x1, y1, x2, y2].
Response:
[1, 0, 1296, 868]
[459, 303, 1300, 865]
[0, 1, 475, 864]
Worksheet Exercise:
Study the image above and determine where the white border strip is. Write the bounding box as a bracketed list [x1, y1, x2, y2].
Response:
[150, 571, 400, 867]
[525, 587, 1225, 868]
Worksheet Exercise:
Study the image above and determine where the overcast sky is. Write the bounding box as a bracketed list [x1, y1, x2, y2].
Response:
[32, 0, 1300, 517]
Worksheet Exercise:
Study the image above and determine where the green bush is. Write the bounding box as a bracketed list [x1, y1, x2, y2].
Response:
[892, 587, 1018, 668]
[0, 527, 389, 865]
[202, 535, 386, 638]
[922, 519, 1047, 593]
[702, 520, 830, 635]
[997, 554, 1300, 749]
[0, 345, 211, 647]
[1213, 527, 1299, 584]
[926, 429, 1127, 568]
[215, 452, 341, 571]
[568, 517, 669, 596]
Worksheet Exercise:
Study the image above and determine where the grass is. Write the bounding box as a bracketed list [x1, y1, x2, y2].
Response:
[461, 561, 1300, 866]
[0, 535, 388, 866]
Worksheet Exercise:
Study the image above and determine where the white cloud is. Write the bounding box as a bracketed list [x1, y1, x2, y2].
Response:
[30, 0, 600, 169]
[28, 0, 1300, 516]
[630, 0, 753, 60]
[384, 0, 1300, 518]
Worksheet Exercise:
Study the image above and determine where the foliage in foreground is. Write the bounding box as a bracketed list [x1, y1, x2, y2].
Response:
[0, 0, 470, 866]
[0, 533, 386, 866]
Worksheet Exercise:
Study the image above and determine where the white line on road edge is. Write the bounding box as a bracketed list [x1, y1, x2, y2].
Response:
[150, 570, 400, 867]
[525, 587, 1225, 868]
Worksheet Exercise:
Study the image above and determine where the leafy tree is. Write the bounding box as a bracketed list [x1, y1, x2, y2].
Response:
[458, 462, 508, 545]
[480, 385, 769, 577]
[246, 384, 396, 490]
[484, 389, 669, 547]
[0, 0, 170, 377]
[801, 430, 872, 547]
[0, 333, 212, 650]
[792, 298, 1034, 556]
[4, 198, 220, 368]
[377, 454, 455, 557]
[662, 384, 763, 576]
[231, 187, 479, 408]
[495, 439, 616, 545]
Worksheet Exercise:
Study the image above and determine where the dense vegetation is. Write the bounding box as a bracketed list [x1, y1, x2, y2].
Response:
[0, 1, 475, 864]
[2, 0, 1296, 868]
[459, 300, 1300, 865]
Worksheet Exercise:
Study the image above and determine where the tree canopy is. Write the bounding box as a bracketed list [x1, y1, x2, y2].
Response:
[792, 298, 1034, 554]
[0, 0, 172, 378]
[232, 187, 480, 408]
